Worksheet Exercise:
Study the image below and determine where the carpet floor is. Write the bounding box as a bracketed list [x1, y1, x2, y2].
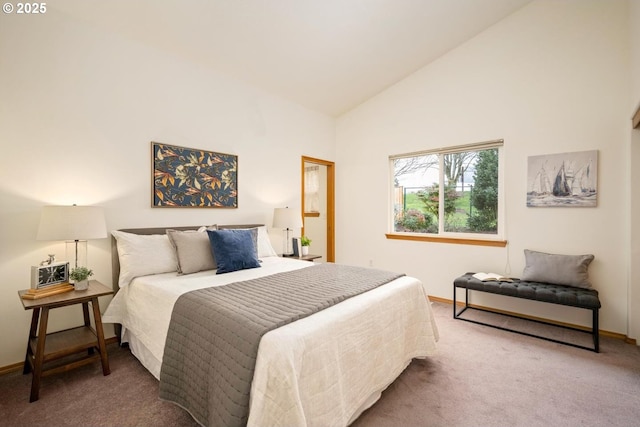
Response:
[1, 301, 640, 426]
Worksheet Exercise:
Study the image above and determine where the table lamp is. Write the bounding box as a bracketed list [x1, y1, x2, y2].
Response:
[272, 207, 303, 256]
[36, 205, 108, 268]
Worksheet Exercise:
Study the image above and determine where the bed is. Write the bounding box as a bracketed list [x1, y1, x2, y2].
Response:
[103, 224, 439, 427]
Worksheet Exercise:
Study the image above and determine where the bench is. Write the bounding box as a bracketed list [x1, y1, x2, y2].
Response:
[453, 273, 601, 352]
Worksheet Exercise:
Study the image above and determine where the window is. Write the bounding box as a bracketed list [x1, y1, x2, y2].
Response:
[304, 165, 320, 214]
[390, 140, 504, 243]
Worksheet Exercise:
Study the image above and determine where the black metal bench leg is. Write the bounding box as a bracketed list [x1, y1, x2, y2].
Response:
[453, 285, 470, 319]
[453, 285, 457, 317]
[592, 309, 599, 352]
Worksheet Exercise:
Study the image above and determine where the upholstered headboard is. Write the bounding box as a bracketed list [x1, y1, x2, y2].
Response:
[110, 224, 263, 295]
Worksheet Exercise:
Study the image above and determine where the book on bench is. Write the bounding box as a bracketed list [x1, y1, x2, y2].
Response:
[472, 272, 513, 282]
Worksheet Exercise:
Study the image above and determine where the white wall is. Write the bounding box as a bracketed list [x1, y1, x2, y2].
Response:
[336, 0, 631, 335]
[0, 9, 335, 366]
[629, 0, 640, 342]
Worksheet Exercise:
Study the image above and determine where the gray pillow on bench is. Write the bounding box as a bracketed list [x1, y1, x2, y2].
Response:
[521, 249, 594, 289]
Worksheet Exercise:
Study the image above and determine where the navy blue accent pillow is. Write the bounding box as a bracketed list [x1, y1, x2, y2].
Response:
[207, 229, 261, 274]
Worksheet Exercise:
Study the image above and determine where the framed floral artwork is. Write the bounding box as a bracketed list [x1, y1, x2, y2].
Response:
[152, 142, 238, 208]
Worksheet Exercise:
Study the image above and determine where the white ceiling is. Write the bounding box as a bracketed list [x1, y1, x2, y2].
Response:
[51, 0, 532, 117]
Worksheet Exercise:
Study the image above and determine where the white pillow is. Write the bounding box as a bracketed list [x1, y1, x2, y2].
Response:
[256, 226, 278, 258]
[112, 230, 178, 287]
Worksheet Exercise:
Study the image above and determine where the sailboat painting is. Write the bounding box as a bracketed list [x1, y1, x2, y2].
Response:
[527, 150, 598, 207]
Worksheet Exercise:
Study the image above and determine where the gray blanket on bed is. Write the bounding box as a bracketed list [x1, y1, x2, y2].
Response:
[159, 263, 404, 427]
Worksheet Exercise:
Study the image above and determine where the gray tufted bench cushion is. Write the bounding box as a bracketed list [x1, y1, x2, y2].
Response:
[453, 273, 600, 352]
[454, 273, 601, 309]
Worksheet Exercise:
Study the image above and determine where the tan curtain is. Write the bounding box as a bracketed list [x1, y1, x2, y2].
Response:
[305, 165, 320, 213]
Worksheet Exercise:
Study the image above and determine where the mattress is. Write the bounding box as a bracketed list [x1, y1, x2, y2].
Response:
[102, 257, 439, 426]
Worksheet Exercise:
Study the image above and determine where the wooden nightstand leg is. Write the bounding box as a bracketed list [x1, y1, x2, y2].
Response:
[91, 298, 110, 376]
[30, 307, 49, 402]
[23, 308, 40, 375]
[82, 302, 95, 355]
[82, 301, 91, 326]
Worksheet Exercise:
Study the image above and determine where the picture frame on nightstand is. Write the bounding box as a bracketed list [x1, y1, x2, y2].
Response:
[292, 237, 301, 257]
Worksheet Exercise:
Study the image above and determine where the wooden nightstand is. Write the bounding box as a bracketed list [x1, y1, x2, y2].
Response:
[289, 254, 322, 262]
[18, 280, 113, 402]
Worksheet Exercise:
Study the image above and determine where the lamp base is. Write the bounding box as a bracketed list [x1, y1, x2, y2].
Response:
[65, 240, 87, 269]
[282, 228, 295, 257]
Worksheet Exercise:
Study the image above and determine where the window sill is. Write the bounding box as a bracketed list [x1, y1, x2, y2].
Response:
[385, 233, 507, 247]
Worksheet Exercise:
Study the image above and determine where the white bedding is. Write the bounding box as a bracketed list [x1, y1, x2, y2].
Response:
[103, 257, 439, 426]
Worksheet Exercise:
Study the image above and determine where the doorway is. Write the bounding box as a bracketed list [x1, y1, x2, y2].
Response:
[301, 156, 335, 262]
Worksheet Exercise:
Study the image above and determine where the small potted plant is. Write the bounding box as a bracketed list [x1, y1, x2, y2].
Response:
[69, 266, 93, 291]
[300, 236, 311, 256]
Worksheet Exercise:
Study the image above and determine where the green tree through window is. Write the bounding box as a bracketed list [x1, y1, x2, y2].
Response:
[468, 148, 498, 233]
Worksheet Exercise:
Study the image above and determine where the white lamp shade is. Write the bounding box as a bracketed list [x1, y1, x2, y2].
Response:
[37, 205, 107, 241]
[273, 207, 303, 229]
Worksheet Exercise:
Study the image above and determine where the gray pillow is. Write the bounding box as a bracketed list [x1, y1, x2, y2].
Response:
[167, 227, 217, 274]
[521, 249, 594, 288]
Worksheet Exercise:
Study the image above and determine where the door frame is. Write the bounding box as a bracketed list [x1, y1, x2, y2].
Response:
[301, 156, 335, 262]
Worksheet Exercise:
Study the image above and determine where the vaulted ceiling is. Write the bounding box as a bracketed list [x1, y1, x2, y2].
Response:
[51, 0, 532, 116]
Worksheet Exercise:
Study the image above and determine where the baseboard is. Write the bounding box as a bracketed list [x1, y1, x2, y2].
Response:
[0, 336, 119, 376]
[428, 295, 636, 345]
[0, 361, 23, 376]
